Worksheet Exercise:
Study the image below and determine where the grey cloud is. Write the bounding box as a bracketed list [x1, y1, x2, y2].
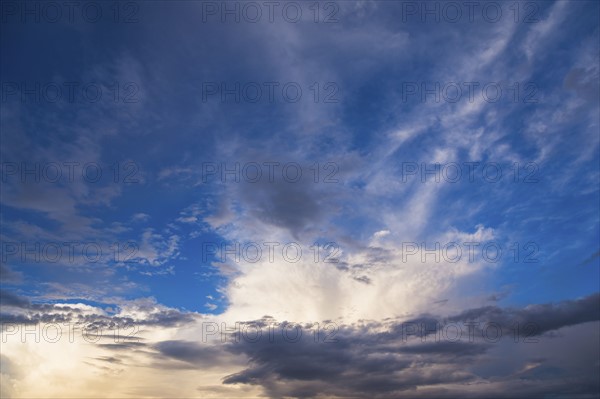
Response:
[98, 342, 147, 351]
[448, 292, 600, 337]
[354, 275, 372, 284]
[397, 341, 489, 357]
[94, 356, 124, 364]
[245, 180, 324, 237]
[154, 340, 230, 368]
[0, 264, 23, 284]
[2, 290, 599, 398]
[0, 289, 30, 308]
[564, 66, 600, 102]
[0, 289, 198, 328]
[218, 293, 600, 398]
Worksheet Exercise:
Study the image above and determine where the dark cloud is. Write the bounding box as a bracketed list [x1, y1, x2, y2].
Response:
[2, 289, 599, 398]
[219, 320, 477, 397]
[155, 340, 227, 367]
[235, 175, 335, 239]
[0, 264, 23, 284]
[0, 289, 30, 308]
[354, 275, 372, 284]
[397, 341, 489, 357]
[448, 292, 600, 337]
[218, 294, 600, 398]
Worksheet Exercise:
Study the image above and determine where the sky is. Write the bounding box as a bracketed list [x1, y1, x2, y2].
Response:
[1, 0, 599, 397]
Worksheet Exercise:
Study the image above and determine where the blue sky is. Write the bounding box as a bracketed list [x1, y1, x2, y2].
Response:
[1, 1, 599, 397]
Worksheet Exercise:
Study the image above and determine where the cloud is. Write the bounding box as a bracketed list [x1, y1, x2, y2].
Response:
[219, 294, 600, 398]
[447, 292, 600, 336]
[155, 340, 231, 367]
[132, 229, 181, 267]
[131, 213, 151, 222]
[1, 290, 598, 398]
[0, 264, 23, 284]
[0, 289, 30, 308]
[0, 291, 197, 328]
[1, 1, 599, 397]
